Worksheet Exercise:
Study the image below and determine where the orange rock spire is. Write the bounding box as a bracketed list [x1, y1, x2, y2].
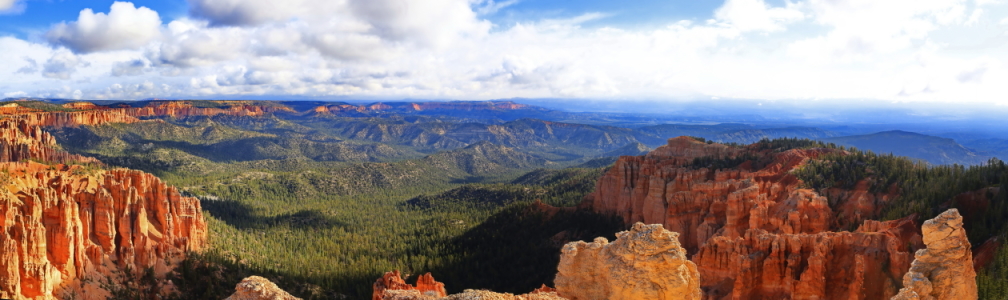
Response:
[584, 136, 923, 299]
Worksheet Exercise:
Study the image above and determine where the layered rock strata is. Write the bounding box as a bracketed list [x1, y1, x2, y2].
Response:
[585, 137, 922, 299]
[555, 222, 702, 300]
[225, 276, 302, 300]
[0, 162, 207, 300]
[891, 209, 977, 300]
[0, 101, 229, 299]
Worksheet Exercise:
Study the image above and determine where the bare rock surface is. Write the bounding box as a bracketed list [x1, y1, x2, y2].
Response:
[225, 276, 302, 300]
[555, 222, 702, 300]
[891, 209, 977, 300]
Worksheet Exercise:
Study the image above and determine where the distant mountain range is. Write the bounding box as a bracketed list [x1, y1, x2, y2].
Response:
[8, 98, 999, 166]
[824, 130, 992, 165]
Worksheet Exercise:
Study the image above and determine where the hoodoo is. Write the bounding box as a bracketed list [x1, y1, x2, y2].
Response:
[0, 162, 207, 299]
[584, 137, 924, 299]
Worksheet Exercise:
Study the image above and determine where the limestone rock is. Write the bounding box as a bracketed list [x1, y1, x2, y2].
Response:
[225, 276, 301, 300]
[584, 137, 920, 299]
[891, 209, 977, 300]
[555, 222, 702, 300]
[0, 162, 207, 300]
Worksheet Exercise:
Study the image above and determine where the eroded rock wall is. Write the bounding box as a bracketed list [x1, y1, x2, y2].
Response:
[585, 137, 922, 300]
[0, 162, 207, 300]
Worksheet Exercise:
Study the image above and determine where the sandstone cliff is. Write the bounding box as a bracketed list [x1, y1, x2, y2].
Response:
[0, 162, 207, 300]
[891, 209, 977, 300]
[555, 222, 701, 300]
[585, 137, 922, 299]
[225, 276, 302, 300]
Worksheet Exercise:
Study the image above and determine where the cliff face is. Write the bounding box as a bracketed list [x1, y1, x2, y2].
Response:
[0, 101, 233, 299]
[555, 222, 702, 300]
[0, 162, 206, 300]
[585, 137, 922, 300]
[892, 209, 977, 300]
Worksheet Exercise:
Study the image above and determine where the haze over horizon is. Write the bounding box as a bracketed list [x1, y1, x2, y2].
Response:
[1, 0, 1007, 110]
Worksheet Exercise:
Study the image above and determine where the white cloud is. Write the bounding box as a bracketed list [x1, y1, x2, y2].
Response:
[187, 0, 301, 26]
[475, 0, 520, 15]
[15, 57, 39, 74]
[0, 0, 25, 14]
[111, 59, 148, 76]
[46, 2, 162, 53]
[714, 0, 804, 32]
[1, 0, 1007, 106]
[787, 0, 970, 63]
[42, 51, 87, 80]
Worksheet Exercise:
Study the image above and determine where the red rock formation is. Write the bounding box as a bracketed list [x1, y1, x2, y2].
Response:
[0, 103, 41, 115]
[585, 137, 922, 300]
[973, 237, 1001, 271]
[127, 101, 295, 118]
[0, 162, 207, 300]
[0, 119, 101, 164]
[373, 270, 448, 300]
[0, 100, 289, 299]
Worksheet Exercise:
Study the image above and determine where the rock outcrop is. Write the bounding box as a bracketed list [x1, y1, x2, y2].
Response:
[0, 162, 207, 300]
[555, 222, 702, 300]
[584, 137, 922, 299]
[891, 209, 977, 300]
[374, 271, 563, 300]
[225, 276, 302, 300]
[373, 271, 448, 300]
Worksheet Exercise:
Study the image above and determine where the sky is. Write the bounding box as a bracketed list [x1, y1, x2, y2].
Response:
[0, 0, 1007, 106]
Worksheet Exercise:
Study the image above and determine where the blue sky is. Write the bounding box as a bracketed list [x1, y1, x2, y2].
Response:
[1, 0, 1007, 106]
[0, 0, 725, 37]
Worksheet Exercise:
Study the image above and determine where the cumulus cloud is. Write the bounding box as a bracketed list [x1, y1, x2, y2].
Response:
[0, 0, 16, 10]
[0, 0, 25, 14]
[112, 59, 148, 76]
[1, 0, 1007, 105]
[16, 57, 39, 74]
[714, 0, 804, 32]
[42, 51, 87, 80]
[46, 2, 162, 53]
[187, 0, 298, 26]
[957, 65, 988, 83]
[787, 0, 970, 62]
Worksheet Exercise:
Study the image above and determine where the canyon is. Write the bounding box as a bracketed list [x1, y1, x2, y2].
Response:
[0, 100, 994, 299]
[0, 100, 275, 299]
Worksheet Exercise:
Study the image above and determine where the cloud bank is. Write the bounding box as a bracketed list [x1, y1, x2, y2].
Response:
[0, 0, 1005, 105]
